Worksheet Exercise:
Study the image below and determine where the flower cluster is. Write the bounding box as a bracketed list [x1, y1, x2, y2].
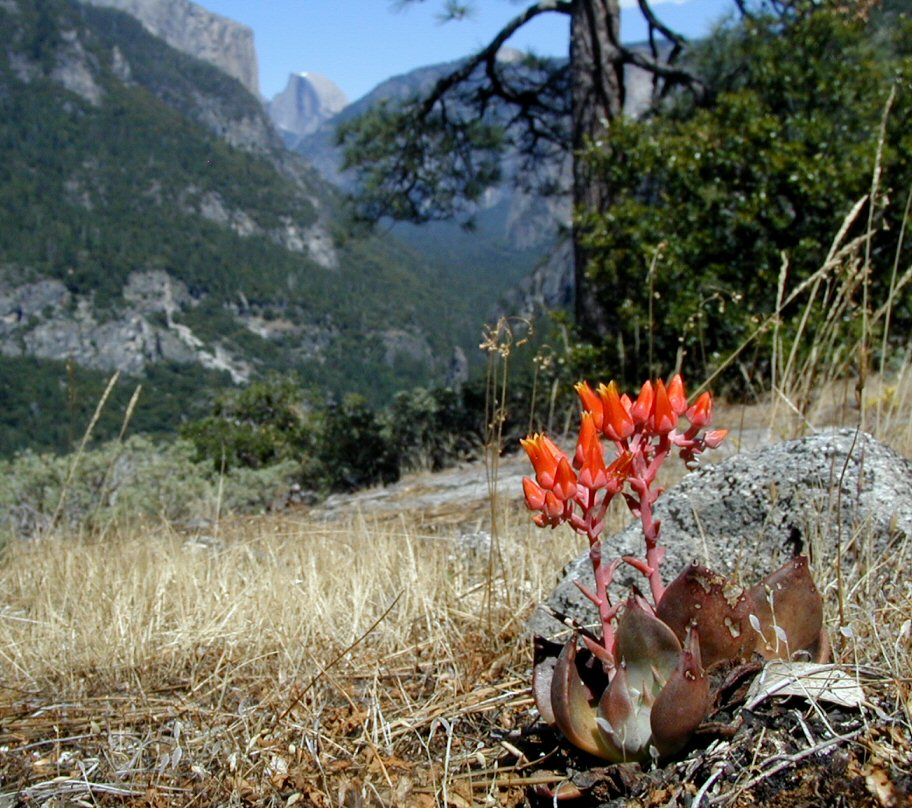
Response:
[522, 374, 727, 608]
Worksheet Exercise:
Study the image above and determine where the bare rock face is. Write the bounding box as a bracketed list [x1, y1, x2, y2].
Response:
[528, 429, 912, 638]
[83, 0, 259, 96]
[51, 28, 105, 106]
[268, 72, 348, 140]
[0, 272, 252, 382]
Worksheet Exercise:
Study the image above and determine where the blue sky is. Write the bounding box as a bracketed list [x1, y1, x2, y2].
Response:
[196, 0, 734, 102]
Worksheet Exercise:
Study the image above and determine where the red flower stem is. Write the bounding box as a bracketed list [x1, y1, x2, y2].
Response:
[594, 487, 615, 527]
[629, 439, 669, 605]
[584, 485, 618, 654]
[573, 578, 601, 607]
[621, 555, 653, 577]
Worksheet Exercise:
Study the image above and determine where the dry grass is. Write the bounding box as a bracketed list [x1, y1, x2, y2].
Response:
[0, 504, 596, 805]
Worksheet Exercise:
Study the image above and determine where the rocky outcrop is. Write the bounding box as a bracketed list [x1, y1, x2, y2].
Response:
[186, 188, 338, 268]
[51, 27, 105, 106]
[527, 429, 912, 637]
[8, 14, 106, 106]
[380, 329, 433, 368]
[83, 0, 259, 96]
[500, 239, 574, 319]
[268, 72, 348, 142]
[0, 272, 252, 382]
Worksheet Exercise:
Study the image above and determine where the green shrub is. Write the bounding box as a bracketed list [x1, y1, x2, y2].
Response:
[0, 435, 297, 538]
[180, 373, 321, 478]
[317, 393, 398, 492]
[579, 9, 912, 388]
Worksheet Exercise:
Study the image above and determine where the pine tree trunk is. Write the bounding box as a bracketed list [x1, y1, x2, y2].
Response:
[570, 0, 625, 341]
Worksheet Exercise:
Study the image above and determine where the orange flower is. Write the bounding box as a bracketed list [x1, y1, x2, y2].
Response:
[652, 379, 677, 434]
[574, 410, 598, 469]
[599, 381, 635, 441]
[575, 381, 604, 430]
[552, 456, 578, 502]
[703, 429, 728, 449]
[543, 491, 564, 520]
[667, 374, 688, 416]
[630, 380, 654, 426]
[523, 476, 547, 510]
[521, 433, 568, 490]
[530, 490, 566, 527]
[686, 391, 713, 429]
[578, 423, 609, 490]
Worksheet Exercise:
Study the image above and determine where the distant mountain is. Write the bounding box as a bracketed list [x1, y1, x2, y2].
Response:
[0, 0, 512, 455]
[278, 51, 570, 327]
[268, 72, 348, 147]
[277, 58, 468, 187]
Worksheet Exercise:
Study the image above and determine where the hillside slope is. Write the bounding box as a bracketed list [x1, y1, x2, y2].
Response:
[0, 0, 493, 454]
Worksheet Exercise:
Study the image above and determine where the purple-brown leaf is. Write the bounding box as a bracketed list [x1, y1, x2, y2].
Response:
[748, 556, 827, 661]
[549, 639, 615, 758]
[656, 564, 752, 667]
[650, 629, 710, 757]
[532, 636, 563, 726]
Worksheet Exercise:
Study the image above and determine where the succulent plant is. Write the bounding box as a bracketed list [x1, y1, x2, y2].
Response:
[523, 375, 828, 765]
[533, 556, 827, 763]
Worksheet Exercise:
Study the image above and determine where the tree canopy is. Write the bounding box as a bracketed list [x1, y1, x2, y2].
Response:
[579, 5, 912, 385]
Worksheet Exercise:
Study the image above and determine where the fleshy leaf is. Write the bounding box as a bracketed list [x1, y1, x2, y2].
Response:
[611, 601, 679, 762]
[748, 556, 827, 661]
[656, 564, 752, 667]
[596, 665, 653, 762]
[650, 630, 710, 757]
[615, 599, 682, 694]
[549, 639, 614, 758]
[532, 636, 563, 726]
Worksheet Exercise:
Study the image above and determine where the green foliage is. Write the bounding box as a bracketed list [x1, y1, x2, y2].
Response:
[339, 98, 504, 226]
[383, 386, 479, 472]
[317, 393, 399, 492]
[182, 375, 407, 494]
[0, 355, 230, 456]
[180, 373, 322, 481]
[0, 434, 297, 538]
[578, 9, 912, 386]
[180, 369, 551, 495]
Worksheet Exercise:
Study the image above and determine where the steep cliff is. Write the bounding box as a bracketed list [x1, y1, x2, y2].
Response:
[82, 0, 259, 95]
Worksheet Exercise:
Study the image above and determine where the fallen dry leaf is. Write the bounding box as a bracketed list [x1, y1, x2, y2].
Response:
[745, 661, 866, 709]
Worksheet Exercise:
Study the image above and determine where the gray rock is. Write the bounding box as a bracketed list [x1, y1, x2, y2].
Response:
[380, 329, 433, 368]
[123, 270, 193, 315]
[51, 28, 104, 106]
[0, 279, 70, 332]
[527, 428, 912, 638]
[446, 346, 469, 388]
[268, 72, 348, 139]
